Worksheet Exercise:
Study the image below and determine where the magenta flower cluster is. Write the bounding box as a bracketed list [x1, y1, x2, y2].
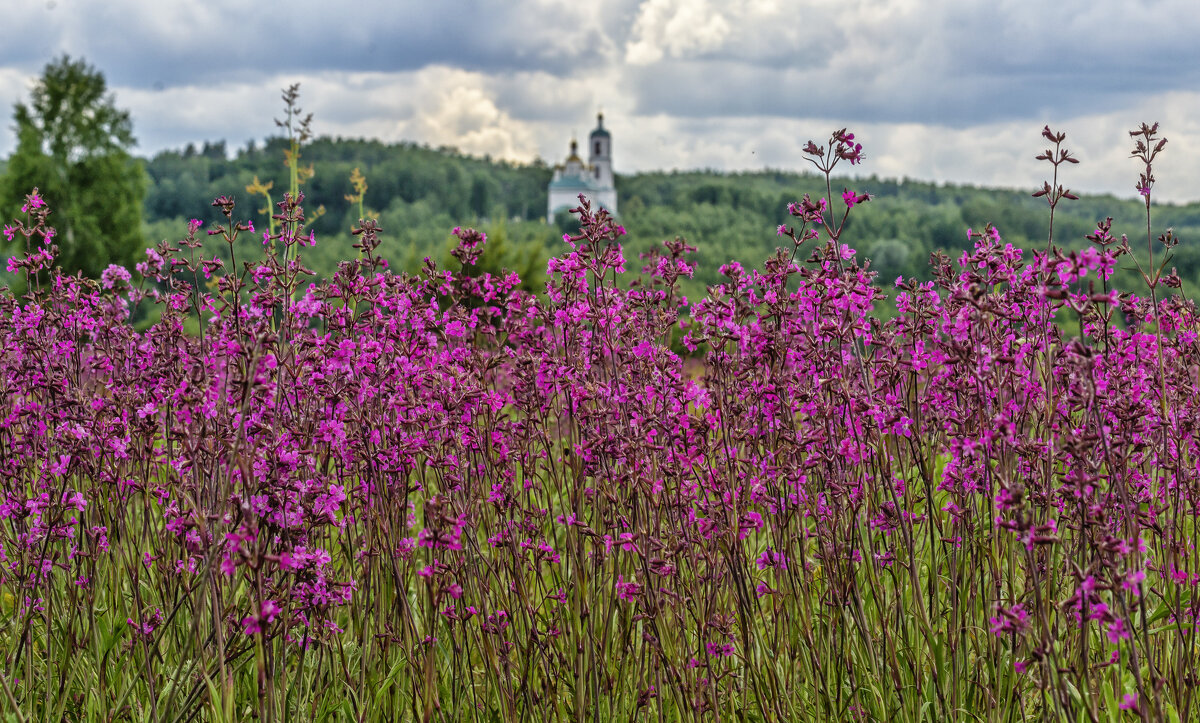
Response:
[0, 125, 1193, 721]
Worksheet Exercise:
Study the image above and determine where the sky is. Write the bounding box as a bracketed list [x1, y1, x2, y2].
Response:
[1, 0, 1198, 201]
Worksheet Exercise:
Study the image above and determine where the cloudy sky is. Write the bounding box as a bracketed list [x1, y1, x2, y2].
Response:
[1, 0, 1197, 201]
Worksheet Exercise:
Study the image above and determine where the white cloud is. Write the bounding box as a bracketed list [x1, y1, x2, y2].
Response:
[111, 68, 552, 164]
[397, 69, 541, 161]
[0, 67, 36, 155]
[626, 0, 733, 65]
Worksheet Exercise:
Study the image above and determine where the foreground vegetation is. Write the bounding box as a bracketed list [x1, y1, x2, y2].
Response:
[0, 123, 1197, 722]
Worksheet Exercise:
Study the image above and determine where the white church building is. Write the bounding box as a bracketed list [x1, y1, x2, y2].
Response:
[547, 113, 618, 222]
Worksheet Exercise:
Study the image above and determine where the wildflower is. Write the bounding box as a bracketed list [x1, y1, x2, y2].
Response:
[615, 575, 641, 602]
[101, 264, 132, 290]
[988, 604, 1029, 636]
[705, 641, 735, 657]
[61, 490, 87, 511]
[755, 548, 787, 571]
[618, 532, 639, 552]
[1123, 569, 1146, 596]
[241, 600, 281, 635]
[1106, 617, 1131, 644]
[20, 190, 45, 213]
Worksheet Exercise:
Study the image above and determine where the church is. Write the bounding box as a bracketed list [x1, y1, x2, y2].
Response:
[547, 113, 618, 223]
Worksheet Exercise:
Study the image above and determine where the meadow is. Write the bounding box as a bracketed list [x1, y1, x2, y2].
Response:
[0, 124, 1195, 722]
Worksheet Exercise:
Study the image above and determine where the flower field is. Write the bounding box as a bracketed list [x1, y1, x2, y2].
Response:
[0, 126, 1196, 722]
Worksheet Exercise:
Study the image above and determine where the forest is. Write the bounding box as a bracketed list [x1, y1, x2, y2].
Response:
[135, 136, 1200, 307]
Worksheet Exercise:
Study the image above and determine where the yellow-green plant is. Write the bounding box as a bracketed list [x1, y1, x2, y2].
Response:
[245, 174, 275, 236]
[344, 166, 368, 223]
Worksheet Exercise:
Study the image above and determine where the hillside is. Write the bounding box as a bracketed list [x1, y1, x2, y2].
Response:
[137, 137, 1200, 302]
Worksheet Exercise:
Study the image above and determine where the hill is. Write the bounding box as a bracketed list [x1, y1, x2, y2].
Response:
[137, 137, 1200, 303]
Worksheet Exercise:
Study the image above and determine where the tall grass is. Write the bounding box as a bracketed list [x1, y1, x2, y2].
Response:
[0, 125, 1195, 722]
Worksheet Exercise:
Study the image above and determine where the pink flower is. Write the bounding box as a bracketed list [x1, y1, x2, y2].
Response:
[615, 575, 641, 602]
[241, 600, 280, 636]
[3, 224, 16, 242]
[1123, 569, 1146, 595]
[988, 603, 1029, 636]
[61, 490, 87, 511]
[617, 533, 638, 552]
[21, 190, 45, 213]
[705, 641, 735, 657]
[101, 264, 132, 290]
[755, 548, 787, 571]
[842, 190, 857, 208]
[1107, 617, 1131, 644]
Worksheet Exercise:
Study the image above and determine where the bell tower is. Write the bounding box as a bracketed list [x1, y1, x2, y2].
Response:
[588, 113, 613, 189]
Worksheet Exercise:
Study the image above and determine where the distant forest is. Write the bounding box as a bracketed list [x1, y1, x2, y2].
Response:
[127, 136, 1200, 305]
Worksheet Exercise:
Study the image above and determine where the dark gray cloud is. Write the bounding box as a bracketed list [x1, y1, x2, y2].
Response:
[0, 0, 623, 88]
[620, 0, 1200, 126]
[624, 59, 1157, 127]
[6, 0, 1196, 126]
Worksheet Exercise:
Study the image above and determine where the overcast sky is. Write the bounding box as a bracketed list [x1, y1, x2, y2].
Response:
[1, 0, 1197, 201]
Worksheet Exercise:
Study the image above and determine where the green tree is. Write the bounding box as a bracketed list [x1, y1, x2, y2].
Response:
[1, 55, 145, 277]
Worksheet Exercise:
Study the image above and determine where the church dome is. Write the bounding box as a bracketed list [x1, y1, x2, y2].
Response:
[565, 138, 582, 163]
[589, 113, 610, 138]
